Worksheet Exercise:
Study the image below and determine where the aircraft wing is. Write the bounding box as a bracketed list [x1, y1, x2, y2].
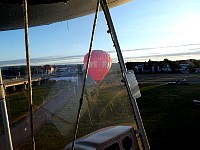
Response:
[0, 0, 132, 31]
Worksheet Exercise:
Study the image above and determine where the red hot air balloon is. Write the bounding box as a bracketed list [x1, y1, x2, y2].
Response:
[84, 50, 112, 83]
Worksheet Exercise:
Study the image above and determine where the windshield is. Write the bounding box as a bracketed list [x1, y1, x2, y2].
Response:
[0, 1, 139, 149]
[1, 0, 200, 150]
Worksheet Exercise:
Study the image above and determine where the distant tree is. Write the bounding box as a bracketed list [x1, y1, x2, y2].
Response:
[189, 67, 195, 73]
[169, 61, 176, 72]
[163, 58, 179, 73]
[163, 58, 170, 63]
[31, 66, 38, 75]
[18, 66, 26, 76]
[193, 60, 200, 68]
[154, 65, 158, 72]
[8, 66, 16, 76]
[173, 61, 181, 72]
[125, 62, 134, 70]
[143, 61, 148, 71]
[148, 59, 152, 72]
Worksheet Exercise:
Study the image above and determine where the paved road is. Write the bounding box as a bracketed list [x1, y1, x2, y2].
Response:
[0, 84, 78, 150]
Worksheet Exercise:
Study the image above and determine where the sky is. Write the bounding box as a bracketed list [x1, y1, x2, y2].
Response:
[0, 0, 200, 66]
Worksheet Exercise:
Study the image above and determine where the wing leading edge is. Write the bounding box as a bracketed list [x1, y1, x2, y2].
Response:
[0, 0, 132, 31]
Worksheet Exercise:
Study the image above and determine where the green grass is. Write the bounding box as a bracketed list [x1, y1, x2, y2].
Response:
[76, 84, 136, 139]
[16, 78, 200, 150]
[0, 82, 69, 134]
[2, 74, 200, 150]
[5, 83, 55, 122]
[140, 84, 163, 92]
[138, 83, 200, 150]
[16, 123, 71, 150]
[15, 82, 137, 149]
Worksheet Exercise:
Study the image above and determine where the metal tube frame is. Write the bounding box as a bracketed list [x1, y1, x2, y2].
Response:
[0, 69, 13, 150]
[23, 0, 35, 149]
[100, 0, 150, 149]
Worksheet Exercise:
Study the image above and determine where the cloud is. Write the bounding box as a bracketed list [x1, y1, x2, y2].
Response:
[1, 46, 200, 67]
[0, 55, 85, 67]
[124, 49, 200, 61]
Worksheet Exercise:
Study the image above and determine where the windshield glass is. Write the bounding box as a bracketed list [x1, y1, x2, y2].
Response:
[0, 2, 139, 149]
[1, 0, 200, 150]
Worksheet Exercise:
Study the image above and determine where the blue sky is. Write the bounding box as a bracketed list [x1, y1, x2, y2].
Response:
[0, 0, 200, 66]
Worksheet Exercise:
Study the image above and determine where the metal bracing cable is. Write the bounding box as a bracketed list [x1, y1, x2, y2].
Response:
[71, 0, 101, 149]
[23, 0, 35, 150]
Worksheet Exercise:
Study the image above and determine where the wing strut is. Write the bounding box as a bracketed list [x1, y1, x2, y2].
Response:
[0, 69, 13, 150]
[23, 0, 35, 150]
[100, 0, 151, 149]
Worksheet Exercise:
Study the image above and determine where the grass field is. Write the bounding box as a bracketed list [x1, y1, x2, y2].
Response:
[137, 73, 200, 150]
[0, 81, 69, 134]
[15, 81, 137, 150]
[2, 73, 200, 150]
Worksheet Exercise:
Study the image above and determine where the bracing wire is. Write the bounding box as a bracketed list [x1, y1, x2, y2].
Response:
[23, 0, 35, 150]
[71, 0, 101, 149]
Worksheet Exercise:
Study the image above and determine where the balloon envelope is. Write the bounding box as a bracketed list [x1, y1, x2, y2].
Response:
[84, 50, 112, 83]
